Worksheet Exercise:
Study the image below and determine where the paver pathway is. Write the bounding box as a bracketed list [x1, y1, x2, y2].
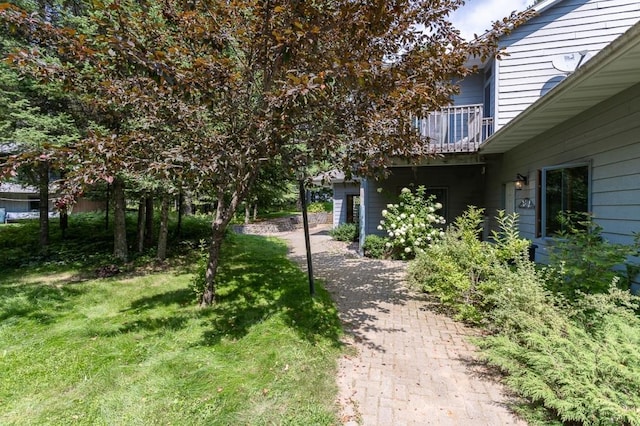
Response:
[282, 225, 526, 426]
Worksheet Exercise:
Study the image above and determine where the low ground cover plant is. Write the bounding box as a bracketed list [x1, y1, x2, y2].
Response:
[409, 207, 640, 425]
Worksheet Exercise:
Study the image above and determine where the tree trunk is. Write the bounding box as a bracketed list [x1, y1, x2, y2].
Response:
[113, 177, 128, 261]
[136, 198, 146, 253]
[60, 208, 68, 239]
[244, 203, 250, 224]
[176, 190, 183, 238]
[157, 194, 170, 261]
[182, 192, 193, 215]
[38, 160, 49, 254]
[200, 170, 259, 307]
[144, 195, 154, 248]
[200, 194, 236, 307]
[200, 219, 227, 306]
[253, 203, 258, 221]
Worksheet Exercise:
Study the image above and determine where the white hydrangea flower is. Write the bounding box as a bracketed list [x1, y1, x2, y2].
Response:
[428, 206, 435, 213]
[391, 223, 396, 229]
[439, 231, 445, 237]
[404, 247, 412, 253]
[410, 213, 415, 219]
[388, 231, 395, 237]
[386, 203, 393, 209]
[401, 187, 411, 194]
[394, 204, 399, 208]
[435, 202, 443, 210]
[400, 213, 407, 219]
[400, 238, 405, 244]
[377, 225, 383, 230]
[385, 242, 392, 248]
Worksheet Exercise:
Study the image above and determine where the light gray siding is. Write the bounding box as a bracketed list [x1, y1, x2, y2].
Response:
[486, 81, 640, 262]
[332, 182, 359, 227]
[453, 74, 484, 105]
[496, 0, 640, 129]
[362, 165, 486, 237]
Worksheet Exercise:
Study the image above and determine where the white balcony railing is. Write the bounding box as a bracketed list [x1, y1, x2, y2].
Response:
[413, 104, 493, 153]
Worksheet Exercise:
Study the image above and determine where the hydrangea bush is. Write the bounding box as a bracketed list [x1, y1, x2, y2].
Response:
[378, 186, 445, 259]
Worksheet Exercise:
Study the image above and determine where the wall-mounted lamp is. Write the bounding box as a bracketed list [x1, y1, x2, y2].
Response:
[514, 173, 528, 190]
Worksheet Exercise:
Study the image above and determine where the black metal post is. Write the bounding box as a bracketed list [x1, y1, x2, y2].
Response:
[299, 179, 315, 297]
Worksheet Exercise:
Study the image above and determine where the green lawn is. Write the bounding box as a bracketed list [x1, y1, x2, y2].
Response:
[0, 223, 343, 425]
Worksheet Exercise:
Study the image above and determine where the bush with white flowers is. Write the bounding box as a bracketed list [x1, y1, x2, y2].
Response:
[378, 186, 445, 259]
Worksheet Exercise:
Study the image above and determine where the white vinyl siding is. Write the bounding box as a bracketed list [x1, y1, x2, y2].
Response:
[496, 0, 640, 129]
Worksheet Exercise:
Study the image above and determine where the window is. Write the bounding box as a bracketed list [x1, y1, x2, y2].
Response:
[542, 164, 589, 236]
[29, 199, 40, 212]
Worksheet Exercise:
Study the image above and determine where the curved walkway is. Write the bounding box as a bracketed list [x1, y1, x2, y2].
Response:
[281, 225, 526, 426]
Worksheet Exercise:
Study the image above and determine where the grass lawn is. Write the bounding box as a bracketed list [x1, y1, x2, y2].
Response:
[0, 218, 343, 425]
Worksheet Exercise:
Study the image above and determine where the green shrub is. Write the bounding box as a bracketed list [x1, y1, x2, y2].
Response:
[411, 207, 640, 424]
[546, 213, 640, 299]
[378, 186, 445, 259]
[408, 207, 495, 323]
[408, 207, 531, 324]
[307, 201, 332, 213]
[480, 276, 640, 425]
[329, 223, 358, 242]
[362, 235, 389, 259]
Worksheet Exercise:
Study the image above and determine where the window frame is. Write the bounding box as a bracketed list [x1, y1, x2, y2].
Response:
[540, 162, 591, 238]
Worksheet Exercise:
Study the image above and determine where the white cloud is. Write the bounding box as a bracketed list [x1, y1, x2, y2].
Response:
[451, 0, 535, 40]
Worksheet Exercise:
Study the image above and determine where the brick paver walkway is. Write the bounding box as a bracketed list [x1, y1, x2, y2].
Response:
[282, 225, 526, 426]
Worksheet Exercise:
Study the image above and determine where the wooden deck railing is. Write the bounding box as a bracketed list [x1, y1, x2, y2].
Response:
[413, 104, 493, 153]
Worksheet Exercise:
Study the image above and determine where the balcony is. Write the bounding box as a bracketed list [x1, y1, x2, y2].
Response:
[413, 104, 493, 153]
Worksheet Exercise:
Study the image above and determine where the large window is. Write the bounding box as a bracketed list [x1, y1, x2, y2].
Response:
[542, 164, 589, 236]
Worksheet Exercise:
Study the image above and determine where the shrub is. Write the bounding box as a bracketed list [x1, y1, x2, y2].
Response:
[378, 186, 445, 259]
[408, 207, 530, 324]
[411, 207, 640, 423]
[329, 223, 358, 242]
[546, 213, 640, 299]
[307, 201, 332, 213]
[362, 235, 389, 259]
[408, 207, 495, 323]
[480, 277, 640, 425]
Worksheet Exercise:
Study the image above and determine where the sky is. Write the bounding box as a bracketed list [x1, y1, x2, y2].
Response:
[451, 0, 536, 40]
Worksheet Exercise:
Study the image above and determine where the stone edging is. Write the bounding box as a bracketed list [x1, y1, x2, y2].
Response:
[232, 212, 331, 235]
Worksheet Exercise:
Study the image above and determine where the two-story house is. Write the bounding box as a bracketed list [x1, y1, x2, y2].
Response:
[330, 0, 640, 259]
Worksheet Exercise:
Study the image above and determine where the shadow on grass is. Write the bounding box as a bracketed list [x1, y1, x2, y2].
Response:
[0, 277, 86, 324]
[121, 233, 343, 348]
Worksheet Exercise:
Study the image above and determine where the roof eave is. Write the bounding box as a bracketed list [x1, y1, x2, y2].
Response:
[479, 20, 640, 155]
